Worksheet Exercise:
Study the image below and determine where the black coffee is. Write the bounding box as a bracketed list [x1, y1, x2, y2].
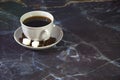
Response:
[23, 16, 51, 27]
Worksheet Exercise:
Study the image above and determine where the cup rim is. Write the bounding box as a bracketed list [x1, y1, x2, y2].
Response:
[20, 10, 54, 29]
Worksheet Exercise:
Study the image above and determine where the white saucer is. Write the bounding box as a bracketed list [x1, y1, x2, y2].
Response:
[14, 25, 63, 50]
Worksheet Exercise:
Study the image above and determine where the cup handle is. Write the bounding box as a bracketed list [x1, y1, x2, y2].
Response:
[40, 29, 50, 41]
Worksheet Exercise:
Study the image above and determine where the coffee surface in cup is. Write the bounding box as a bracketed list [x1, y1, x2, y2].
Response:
[23, 16, 51, 27]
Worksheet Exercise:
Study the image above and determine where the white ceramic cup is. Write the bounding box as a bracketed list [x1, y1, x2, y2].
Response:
[20, 11, 54, 41]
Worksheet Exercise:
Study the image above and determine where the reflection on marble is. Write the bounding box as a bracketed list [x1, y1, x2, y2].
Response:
[0, 0, 120, 80]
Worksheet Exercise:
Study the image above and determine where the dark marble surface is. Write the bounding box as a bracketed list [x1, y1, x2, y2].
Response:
[0, 0, 120, 80]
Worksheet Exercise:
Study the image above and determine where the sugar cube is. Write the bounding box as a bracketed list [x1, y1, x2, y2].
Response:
[32, 41, 39, 47]
[22, 38, 31, 45]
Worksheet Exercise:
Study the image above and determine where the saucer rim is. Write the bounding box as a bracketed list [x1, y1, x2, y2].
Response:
[14, 25, 63, 50]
